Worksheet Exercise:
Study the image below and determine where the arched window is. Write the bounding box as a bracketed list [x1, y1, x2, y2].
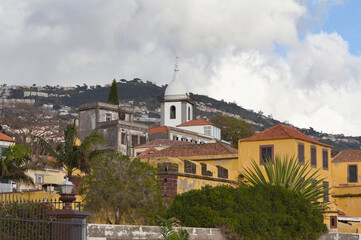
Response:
[188, 107, 191, 120]
[170, 105, 176, 119]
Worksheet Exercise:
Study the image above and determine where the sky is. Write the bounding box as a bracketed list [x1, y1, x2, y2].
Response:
[1, 0, 361, 136]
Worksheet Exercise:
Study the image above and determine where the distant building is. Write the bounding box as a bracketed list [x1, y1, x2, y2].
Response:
[151, 58, 222, 144]
[78, 102, 149, 157]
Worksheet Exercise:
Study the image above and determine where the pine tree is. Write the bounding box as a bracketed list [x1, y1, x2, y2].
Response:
[107, 79, 119, 105]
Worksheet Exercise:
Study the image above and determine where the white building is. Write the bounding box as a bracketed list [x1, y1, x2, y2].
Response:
[151, 58, 223, 144]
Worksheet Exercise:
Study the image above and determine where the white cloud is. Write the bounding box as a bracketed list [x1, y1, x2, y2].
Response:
[0, 0, 360, 135]
[206, 32, 361, 135]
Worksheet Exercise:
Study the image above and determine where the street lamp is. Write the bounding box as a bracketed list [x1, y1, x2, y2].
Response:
[59, 177, 76, 210]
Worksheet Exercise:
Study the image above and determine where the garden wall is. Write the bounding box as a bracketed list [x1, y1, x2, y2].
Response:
[87, 224, 361, 240]
[87, 224, 225, 240]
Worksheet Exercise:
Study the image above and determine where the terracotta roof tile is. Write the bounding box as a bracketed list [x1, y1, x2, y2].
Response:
[332, 150, 361, 163]
[240, 124, 332, 148]
[140, 142, 237, 158]
[0, 132, 15, 142]
[137, 147, 159, 158]
[177, 119, 213, 127]
[135, 139, 194, 149]
[149, 126, 168, 134]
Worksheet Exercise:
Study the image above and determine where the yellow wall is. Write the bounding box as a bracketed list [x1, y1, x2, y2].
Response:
[332, 161, 361, 187]
[238, 139, 332, 188]
[181, 154, 239, 181]
[333, 186, 361, 217]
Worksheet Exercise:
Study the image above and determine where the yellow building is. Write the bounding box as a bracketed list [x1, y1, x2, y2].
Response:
[237, 124, 338, 231]
[140, 142, 239, 198]
[332, 150, 361, 218]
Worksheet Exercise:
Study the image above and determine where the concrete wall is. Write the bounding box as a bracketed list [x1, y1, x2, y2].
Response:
[319, 233, 361, 240]
[87, 224, 361, 240]
[87, 224, 225, 240]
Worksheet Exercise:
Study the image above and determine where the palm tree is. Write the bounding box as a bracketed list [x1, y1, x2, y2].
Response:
[41, 121, 105, 180]
[241, 155, 328, 210]
[0, 144, 38, 185]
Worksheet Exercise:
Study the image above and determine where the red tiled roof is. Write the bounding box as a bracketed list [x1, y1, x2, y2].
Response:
[137, 147, 159, 158]
[140, 142, 238, 158]
[240, 124, 332, 147]
[149, 126, 169, 134]
[135, 139, 194, 149]
[0, 132, 15, 142]
[332, 150, 361, 163]
[177, 119, 213, 127]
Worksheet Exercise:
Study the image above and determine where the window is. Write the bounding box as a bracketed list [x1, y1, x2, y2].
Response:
[201, 163, 212, 176]
[298, 143, 305, 164]
[121, 133, 126, 144]
[204, 126, 211, 136]
[131, 135, 138, 146]
[322, 149, 329, 170]
[35, 174, 44, 184]
[170, 105, 176, 119]
[184, 160, 196, 174]
[311, 146, 317, 168]
[330, 216, 337, 229]
[105, 113, 112, 121]
[348, 165, 358, 183]
[323, 181, 329, 202]
[140, 136, 146, 145]
[188, 107, 191, 120]
[259, 145, 273, 164]
[217, 166, 228, 179]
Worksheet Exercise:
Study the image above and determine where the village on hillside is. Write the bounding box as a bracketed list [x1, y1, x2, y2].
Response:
[1, 62, 361, 239]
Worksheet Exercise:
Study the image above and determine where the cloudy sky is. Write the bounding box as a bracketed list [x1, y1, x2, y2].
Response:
[1, 0, 361, 136]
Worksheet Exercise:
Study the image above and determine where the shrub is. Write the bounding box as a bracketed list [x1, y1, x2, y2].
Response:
[167, 185, 327, 240]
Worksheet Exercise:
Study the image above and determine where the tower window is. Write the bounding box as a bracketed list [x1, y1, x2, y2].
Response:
[170, 105, 176, 119]
[188, 107, 191, 120]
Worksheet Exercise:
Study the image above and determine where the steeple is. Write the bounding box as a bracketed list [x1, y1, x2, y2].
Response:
[164, 57, 188, 100]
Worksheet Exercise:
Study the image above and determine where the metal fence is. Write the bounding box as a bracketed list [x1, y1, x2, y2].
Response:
[0, 198, 86, 240]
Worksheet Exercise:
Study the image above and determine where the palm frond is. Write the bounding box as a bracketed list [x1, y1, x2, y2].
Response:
[241, 155, 328, 210]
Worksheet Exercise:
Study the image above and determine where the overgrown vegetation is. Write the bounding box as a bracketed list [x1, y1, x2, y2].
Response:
[80, 153, 164, 224]
[210, 115, 255, 148]
[166, 185, 327, 240]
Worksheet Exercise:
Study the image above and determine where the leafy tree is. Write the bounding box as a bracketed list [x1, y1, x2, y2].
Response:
[210, 115, 254, 148]
[167, 185, 327, 240]
[80, 153, 164, 225]
[107, 79, 119, 105]
[242, 155, 328, 210]
[0, 144, 39, 185]
[41, 121, 105, 180]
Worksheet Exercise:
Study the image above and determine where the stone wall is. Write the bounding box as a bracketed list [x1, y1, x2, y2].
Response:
[87, 224, 361, 240]
[87, 224, 225, 240]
